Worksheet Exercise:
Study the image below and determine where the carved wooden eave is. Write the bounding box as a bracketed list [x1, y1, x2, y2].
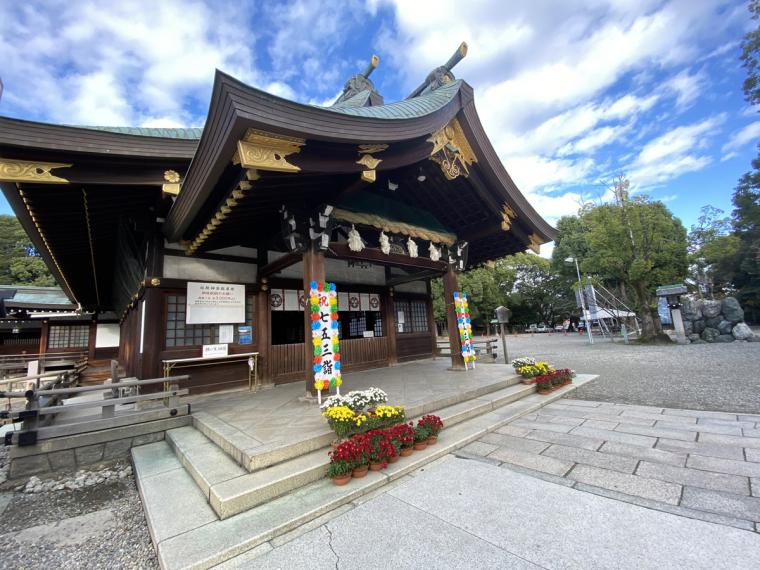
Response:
[426, 117, 477, 180]
[232, 129, 305, 173]
[0, 158, 72, 184]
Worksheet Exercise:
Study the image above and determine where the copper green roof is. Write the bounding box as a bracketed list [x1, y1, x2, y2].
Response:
[322, 80, 462, 119]
[73, 125, 204, 139]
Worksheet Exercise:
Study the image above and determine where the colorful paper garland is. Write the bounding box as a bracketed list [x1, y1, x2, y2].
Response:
[453, 291, 476, 364]
[310, 280, 343, 392]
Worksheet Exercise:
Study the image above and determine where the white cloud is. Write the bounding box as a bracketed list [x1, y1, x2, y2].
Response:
[721, 121, 760, 159]
[662, 68, 708, 109]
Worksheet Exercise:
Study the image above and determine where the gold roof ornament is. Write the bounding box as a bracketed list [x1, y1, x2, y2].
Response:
[0, 158, 72, 184]
[162, 170, 181, 195]
[427, 118, 477, 180]
[357, 144, 386, 184]
[528, 233, 543, 254]
[233, 129, 304, 172]
[500, 203, 516, 231]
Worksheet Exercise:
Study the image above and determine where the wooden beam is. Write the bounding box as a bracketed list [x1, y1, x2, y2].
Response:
[259, 251, 303, 279]
[302, 244, 325, 396]
[442, 266, 465, 370]
[386, 269, 442, 288]
[163, 248, 258, 265]
[327, 243, 447, 272]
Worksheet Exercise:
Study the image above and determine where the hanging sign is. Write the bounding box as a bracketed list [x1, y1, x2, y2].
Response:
[219, 324, 234, 344]
[310, 281, 342, 403]
[187, 282, 245, 324]
[453, 291, 476, 368]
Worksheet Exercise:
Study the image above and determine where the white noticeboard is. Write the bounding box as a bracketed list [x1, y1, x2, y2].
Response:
[202, 343, 229, 358]
[218, 324, 234, 344]
[187, 282, 245, 324]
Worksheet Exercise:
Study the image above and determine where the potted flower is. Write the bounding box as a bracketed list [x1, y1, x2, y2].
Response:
[367, 429, 394, 470]
[327, 459, 353, 486]
[536, 374, 552, 395]
[339, 436, 369, 478]
[413, 424, 431, 450]
[391, 423, 415, 456]
[417, 415, 444, 445]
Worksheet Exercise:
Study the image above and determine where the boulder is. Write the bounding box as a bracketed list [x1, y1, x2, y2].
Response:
[716, 334, 735, 343]
[717, 320, 734, 335]
[702, 300, 722, 318]
[683, 320, 693, 335]
[748, 335, 760, 342]
[721, 297, 744, 323]
[701, 327, 721, 342]
[691, 339, 707, 344]
[692, 320, 706, 334]
[688, 333, 701, 342]
[681, 297, 702, 321]
[705, 316, 723, 329]
[732, 322, 754, 340]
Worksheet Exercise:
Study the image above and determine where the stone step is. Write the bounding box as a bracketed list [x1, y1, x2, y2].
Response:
[435, 382, 536, 428]
[192, 374, 523, 474]
[133, 376, 595, 570]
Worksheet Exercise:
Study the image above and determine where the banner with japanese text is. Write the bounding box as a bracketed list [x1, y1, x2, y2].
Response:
[453, 291, 476, 366]
[310, 281, 342, 393]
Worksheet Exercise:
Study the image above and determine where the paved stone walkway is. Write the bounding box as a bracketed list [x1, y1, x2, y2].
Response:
[458, 398, 760, 532]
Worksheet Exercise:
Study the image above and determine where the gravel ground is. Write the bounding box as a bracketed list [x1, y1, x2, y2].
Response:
[499, 332, 760, 413]
[0, 469, 158, 570]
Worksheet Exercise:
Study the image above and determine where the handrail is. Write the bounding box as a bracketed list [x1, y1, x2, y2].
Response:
[0, 375, 189, 399]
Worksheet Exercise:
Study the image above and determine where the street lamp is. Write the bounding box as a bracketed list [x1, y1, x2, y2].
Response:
[565, 257, 594, 345]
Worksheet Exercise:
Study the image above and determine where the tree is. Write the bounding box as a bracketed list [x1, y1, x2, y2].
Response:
[741, 0, 760, 107]
[502, 252, 576, 327]
[687, 205, 740, 298]
[0, 215, 56, 286]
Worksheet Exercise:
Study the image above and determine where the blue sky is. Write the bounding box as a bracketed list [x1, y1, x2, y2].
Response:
[0, 0, 757, 255]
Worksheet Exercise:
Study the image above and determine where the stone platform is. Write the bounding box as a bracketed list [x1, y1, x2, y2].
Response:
[131, 358, 597, 569]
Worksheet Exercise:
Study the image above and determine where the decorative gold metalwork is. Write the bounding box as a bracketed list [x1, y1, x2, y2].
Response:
[162, 170, 181, 195]
[233, 129, 304, 172]
[500, 203, 516, 231]
[427, 118, 477, 180]
[361, 170, 376, 183]
[358, 144, 388, 154]
[150, 278, 161, 286]
[528, 233, 543, 254]
[356, 154, 382, 170]
[0, 158, 72, 184]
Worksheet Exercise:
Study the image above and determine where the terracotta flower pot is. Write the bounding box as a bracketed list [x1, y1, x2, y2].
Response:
[413, 441, 428, 451]
[369, 462, 384, 471]
[388, 455, 399, 464]
[537, 389, 551, 395]
[400, 447, 413, 457]
[352, 465, 369, 478]
[332, 474, 351, 486]
[521, 378, 534, 385]
[426, 436, 438, 445]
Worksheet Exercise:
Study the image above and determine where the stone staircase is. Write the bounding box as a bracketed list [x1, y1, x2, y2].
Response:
[132, 374, 590, 569]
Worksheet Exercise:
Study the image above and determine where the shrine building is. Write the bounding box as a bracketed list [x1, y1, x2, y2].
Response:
[0, 44, 556, 394]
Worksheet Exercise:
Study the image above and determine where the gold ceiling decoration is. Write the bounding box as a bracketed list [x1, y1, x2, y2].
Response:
[0, 158, 72, 184]
[356, 144, 386, 184]
[233, 129, 304, 173]
[500, 203, 516, 231]
[528, 233, 543, 254]
[427, 118, 477, 180]
[162, 170, 181, 195]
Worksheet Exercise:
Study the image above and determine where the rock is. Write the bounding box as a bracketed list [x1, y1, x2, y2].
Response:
[701, 327, 721, 342]
[732, 322, 754, 340]
[717, 320, 734, 335]
[692, 320, 706, 334]
[684, 320, 693, 335]
[702, 300, 722, 318]
[716, 334, 735, 343]
[688, 333, 700, 341]
[748, 335, 760, 342]
[691, 339, 707, 344]
[721, 297, 744, 323]
[681, 297, 702, 321]
[705, 316, 723, 329]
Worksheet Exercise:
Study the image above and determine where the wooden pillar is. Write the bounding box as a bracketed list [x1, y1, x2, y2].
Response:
[256, 287, 271, 383]
[442, 266, 465, 370]
[425, 279, 437, 356]
[302, 244, 325, 395]
[382, 288, 398, 365]
[87, 320, 97, 361]
[39, 320, 49, 355]
[139, 288, 163, 379]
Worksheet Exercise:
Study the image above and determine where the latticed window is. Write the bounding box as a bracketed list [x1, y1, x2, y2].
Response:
[48, 325, 89, 349]
[395, 299, 429, 333]
[165, 294, 254, 348]
[338, 311, 383, 339]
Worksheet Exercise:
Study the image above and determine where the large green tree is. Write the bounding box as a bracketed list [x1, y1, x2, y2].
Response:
[0, 215, 56, 286]
[686, 205, 741, 298]
[552, 180, 688, 341]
